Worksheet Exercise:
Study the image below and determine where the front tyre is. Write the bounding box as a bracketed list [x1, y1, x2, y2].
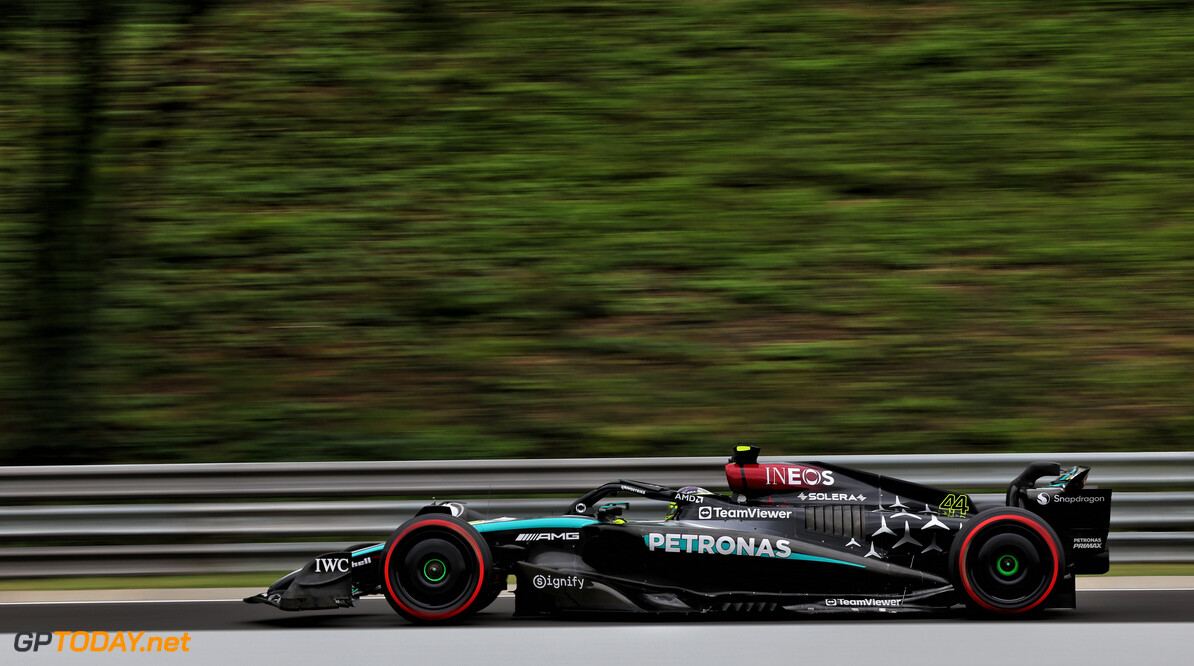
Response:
[381, 514, 494, 624]
[950, 507, 1063, 616]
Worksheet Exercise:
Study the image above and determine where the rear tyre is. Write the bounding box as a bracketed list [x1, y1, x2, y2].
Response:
[380, 514, 493, 624]
[950, 507, 1063, 616]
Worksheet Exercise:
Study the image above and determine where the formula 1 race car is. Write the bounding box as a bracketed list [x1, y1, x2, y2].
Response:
[245, 446, 1111, 622]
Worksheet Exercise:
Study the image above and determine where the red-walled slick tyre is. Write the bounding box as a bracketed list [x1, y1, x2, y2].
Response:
[950, 507, 1064, 616]
[381, 514, 494, 624]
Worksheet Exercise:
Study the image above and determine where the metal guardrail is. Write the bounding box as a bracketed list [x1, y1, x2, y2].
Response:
[3, 452, 1191, 500]
[1, 452, 1191, 577]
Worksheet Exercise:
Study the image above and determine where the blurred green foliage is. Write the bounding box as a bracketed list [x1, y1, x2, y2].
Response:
[2, 1, 1194, 463]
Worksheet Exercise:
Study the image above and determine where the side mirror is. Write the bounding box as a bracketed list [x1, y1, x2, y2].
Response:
[597, 502, 628, 523]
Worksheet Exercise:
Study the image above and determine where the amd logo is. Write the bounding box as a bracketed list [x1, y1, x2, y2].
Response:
[314, 557, 350, 573]
[515, 532, 580, 542]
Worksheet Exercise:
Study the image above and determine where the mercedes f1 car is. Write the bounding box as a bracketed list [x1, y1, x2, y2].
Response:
[245, 446, 1111, 622]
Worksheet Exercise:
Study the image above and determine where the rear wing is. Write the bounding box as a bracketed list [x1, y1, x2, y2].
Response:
[1008, 461, 1112, 575]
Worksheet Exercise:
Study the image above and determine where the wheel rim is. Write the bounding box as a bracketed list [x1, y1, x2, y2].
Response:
[389, 526, 481, 615]
[963, 522, 1055, 610]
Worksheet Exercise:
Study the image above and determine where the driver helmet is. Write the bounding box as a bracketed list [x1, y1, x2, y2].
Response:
[666, 486, 715, 520]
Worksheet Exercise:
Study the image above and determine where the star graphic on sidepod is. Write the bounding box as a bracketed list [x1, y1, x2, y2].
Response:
[894, 521, 922, 549]
[921, 533, 943, 553]
[923, 513, 950, 531]
[872, 514, 896, 538]
[891, 509, 923, 521]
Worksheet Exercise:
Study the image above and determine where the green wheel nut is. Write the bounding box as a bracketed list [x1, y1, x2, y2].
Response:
[997, 555, 1020, 576]
[423, 558, 447, 582]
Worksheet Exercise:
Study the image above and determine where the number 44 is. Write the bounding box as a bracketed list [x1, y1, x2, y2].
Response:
[940, 494, 970, 518]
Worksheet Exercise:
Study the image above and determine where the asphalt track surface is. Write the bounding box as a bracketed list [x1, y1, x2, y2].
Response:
[3, 589, 1192, 630]
[3, 592, 1191, 666]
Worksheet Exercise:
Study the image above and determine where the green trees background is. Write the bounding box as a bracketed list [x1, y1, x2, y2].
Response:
[2, 1, 1194, 464]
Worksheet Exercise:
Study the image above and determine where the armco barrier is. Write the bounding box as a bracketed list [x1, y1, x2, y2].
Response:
[1, 452, 1190, 577]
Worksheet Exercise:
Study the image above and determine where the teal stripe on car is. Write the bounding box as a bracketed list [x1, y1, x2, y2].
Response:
[352, 544, 384, 556]
[786, 553, 866, 568]
[473, 517, 598, 533]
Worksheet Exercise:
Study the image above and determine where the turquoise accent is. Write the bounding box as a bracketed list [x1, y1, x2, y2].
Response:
[786, 553, 866, 568]
[473, 517, 599, 533]
[350, 518, 598, 552]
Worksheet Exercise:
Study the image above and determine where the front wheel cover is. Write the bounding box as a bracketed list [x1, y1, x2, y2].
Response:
[381, 515, 493, 624]
[950, 507, 1063, 615]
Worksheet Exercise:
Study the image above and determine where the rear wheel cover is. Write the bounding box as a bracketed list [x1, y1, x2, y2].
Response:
[381, 516, 492, 623]
[952, 510, 1062, 615]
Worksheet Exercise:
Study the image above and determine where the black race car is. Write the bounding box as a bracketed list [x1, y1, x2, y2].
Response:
[245, 446, 1111, 622]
